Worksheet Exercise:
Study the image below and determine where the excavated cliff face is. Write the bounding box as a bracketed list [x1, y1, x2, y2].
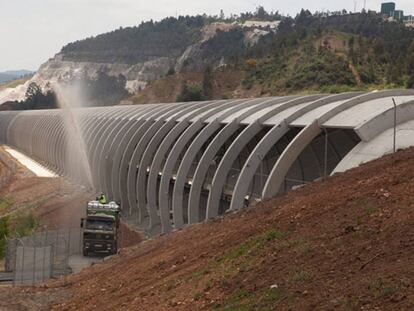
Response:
[32, 54, 176, 93]
[0, 21, 277, 105]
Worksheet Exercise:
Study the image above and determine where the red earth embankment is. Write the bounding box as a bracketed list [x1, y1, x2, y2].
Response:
[2, 147, 414, 310]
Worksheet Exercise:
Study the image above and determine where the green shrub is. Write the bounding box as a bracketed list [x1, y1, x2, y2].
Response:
[12, 213, 38, 237]
[0, 217, 10, 258]
[176, 81, 204, 102]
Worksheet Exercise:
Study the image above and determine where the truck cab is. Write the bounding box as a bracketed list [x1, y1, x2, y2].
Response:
[82, 201, 120, 256]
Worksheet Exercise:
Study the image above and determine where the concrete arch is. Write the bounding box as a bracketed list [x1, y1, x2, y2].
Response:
[89, 107, 132, 189]
[205, 94, 328, 219]
[229, 122, 289, 211]
[2, 90, 414, 233]
[104, 107, 152, 198]
[171, 97, 288, 229]
[229, 92, 365, 211]
[157, 99, 254, 232]
[354, 99, 414, 142]
[111, 105, 163, 205]
[136, 102, 213, 227]
[95, 108, 144, 192]
[334, 99, 414, 173]
[127, 104, 201, 220]
[187, 119, 241, 223]
[124, 103, 190, 219]
[146, 119, 192, 229]
[145, 100, 233, 228]
[262, 90, 414, 199]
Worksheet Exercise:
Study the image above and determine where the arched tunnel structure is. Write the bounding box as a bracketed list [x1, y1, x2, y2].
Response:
[1, 89, 414, 234]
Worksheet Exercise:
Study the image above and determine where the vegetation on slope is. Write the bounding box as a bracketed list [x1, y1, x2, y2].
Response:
[59, 8, 283, 65]
[132, 9, 414, 103]
[241, 11, 414, 94]
[1, 71, 130, 111]
[0, 82, 58, 111]
[61, 16, 206, 64]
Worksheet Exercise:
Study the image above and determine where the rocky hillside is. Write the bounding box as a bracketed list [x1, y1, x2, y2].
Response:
[32, 14, 280, 95]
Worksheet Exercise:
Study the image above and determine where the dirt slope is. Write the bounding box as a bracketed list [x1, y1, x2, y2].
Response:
[3, 147, 414, 310]
[127, 69, 253, 105]
[0, 147, 142, 244]
[0, 146, 89, 229]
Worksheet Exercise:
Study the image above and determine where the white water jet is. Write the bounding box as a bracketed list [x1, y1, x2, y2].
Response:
[52, 82, 94, 189]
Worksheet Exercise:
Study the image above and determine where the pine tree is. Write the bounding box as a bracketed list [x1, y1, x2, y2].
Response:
[202, 65, 214, 99]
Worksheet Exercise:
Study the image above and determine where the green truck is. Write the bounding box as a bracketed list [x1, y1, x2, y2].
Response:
[81, 200, 120, 256]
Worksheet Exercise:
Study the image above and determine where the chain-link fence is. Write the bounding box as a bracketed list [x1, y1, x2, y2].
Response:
[5, 228, 83, 285]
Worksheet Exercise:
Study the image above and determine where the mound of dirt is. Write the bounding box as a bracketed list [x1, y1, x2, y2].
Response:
[3, 147, 414, 310]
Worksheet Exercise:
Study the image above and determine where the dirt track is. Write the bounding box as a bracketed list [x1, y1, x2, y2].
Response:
[1, 147, 414, 310]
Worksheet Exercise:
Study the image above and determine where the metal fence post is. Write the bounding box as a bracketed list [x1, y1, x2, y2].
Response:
[42, 243, 46, 282]
[79, 227, 82, 254]
[67, 228, 72, 256]
[66, 232, 70, 273]
[20, 241, 25, 285]
[392, 98, 397, 154]
[323, 128, 328, 179]
[32, 244, 36, 285]
[12, 239, 18, 286]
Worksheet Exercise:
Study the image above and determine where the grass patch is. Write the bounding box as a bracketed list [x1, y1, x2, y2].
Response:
[271, 238, 315, 255]
[361, 197, 379, 216]
[290, 269, 314, 283]
[215, 289, 251, 310]
[264, 229, 286, 241]
[366, 205, 379, 215]
[193, 292, 204, 301]
[296, 241, 314, 255]
[0, 212, 39, 258]
[341, 297, 360, 310]
[288, 239, 315, 255]
[216, 287, 291, 310]
[10, 213, 39, 237]
[220, 228, 287, 262]
[368, 278, 400, 298]
[192, 267, 210, 279]
[0, 196, 12, 210]
[257, 288, 286, 306]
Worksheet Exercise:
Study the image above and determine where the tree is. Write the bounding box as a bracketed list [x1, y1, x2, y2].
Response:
[219, 9, 225, 20]
[406, 75, 414, 89]
[176, 81, 203, 102]
[167, 67, 176, 75]
[256, 6, 267, 20]
[25, 82, 42, 100]
[202, 65, 214, 99]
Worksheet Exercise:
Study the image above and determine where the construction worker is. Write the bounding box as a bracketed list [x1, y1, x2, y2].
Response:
[98, 193, 107, 204]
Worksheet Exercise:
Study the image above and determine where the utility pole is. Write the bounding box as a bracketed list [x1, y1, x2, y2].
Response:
[354, 1, 357, 13]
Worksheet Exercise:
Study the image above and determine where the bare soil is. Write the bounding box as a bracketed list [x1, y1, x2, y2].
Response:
[0, 146, 142, 310]
[128, 69, 249, 105]
[0, 146, 412, 310]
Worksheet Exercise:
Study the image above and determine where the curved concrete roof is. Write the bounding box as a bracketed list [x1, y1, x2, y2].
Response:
[1, 89, 414, 235]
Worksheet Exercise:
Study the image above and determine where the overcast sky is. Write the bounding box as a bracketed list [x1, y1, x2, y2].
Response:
[0, 0, 412, 72]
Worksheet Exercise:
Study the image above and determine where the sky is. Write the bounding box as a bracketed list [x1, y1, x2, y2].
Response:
[0, 0, 412, 72]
